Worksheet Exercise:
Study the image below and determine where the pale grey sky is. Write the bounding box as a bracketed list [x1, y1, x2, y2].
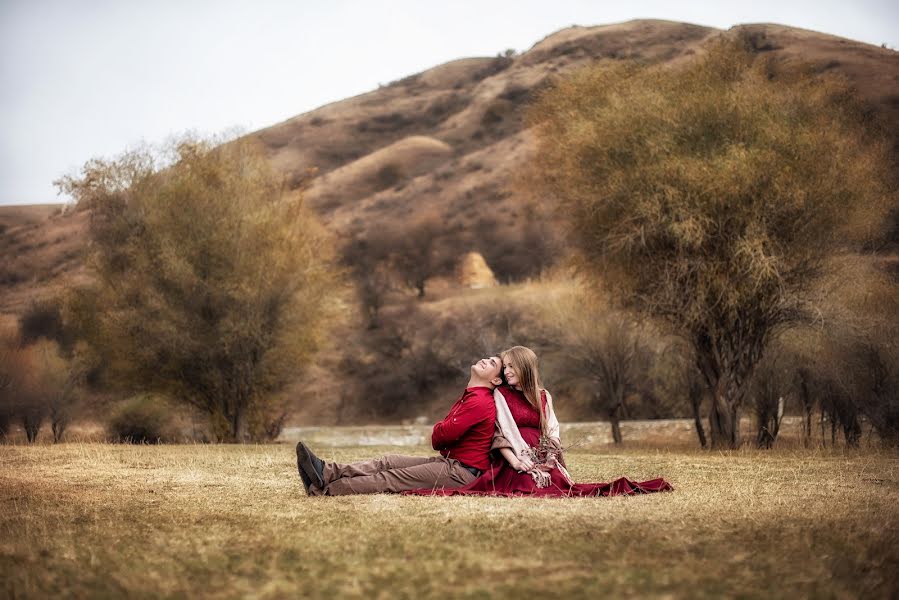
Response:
[1, 0, 896, 206]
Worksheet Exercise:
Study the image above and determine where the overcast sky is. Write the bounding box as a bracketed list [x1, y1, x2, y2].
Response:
[1, 0, 897, 206]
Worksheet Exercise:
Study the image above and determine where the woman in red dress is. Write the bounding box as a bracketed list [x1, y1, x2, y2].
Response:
[408, 346, 672, 497]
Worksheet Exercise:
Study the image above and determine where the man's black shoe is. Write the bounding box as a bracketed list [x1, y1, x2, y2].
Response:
[296, 441, 325, 489]
[296, 442, 313, 494]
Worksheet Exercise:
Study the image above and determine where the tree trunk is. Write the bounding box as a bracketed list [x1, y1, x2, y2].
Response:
[231, 403, 247, 442]
[690, 391, 707, 449]
[755, 396, 783, 449]
[843, 416, 861, 447]
[607, 391, 625, 445]
[609, 414, 623, 445]
[692, 327, 765, 451]
[709, 393, 740, 449]
[803, 410, 812, 448]
[52, 419, 66, 443]
[23, 417, 41, 443]
[797, 373, 814, 448]
[830, 415, 837, 447]
[51, 405, 69, 443]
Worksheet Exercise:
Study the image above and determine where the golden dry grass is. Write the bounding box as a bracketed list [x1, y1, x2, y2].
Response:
[1, 439, 897, 599]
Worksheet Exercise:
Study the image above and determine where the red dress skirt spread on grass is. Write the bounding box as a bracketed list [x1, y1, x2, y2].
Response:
[406, 387, 672, 498]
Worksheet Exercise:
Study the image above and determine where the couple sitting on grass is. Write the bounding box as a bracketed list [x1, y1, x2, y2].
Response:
[295, 345, 672, 497]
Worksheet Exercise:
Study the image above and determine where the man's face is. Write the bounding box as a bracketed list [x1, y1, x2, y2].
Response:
[472, 356, 503, 384]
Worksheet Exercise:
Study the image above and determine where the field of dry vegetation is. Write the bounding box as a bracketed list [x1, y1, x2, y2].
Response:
[2, 436, 897, 599]
[1, 22, 897, 598]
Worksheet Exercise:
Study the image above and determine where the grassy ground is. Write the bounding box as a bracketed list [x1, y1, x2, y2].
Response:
[1, 440, 897, 599]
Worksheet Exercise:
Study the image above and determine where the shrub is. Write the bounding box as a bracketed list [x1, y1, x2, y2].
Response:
[108, 395, 173, 443]
[374, 164, 403, 191]
[19, 300, 62, 342]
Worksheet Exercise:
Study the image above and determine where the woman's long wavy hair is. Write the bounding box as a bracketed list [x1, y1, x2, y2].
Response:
[501, 346, 547, 435]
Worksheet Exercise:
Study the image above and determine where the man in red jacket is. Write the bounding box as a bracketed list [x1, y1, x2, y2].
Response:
[296, 356, 502, 495]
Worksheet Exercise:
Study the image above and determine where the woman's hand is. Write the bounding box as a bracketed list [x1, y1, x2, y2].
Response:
[500, 447, 533, 472]
[499, 447, 540, 472]
[515, 456, 536, 472]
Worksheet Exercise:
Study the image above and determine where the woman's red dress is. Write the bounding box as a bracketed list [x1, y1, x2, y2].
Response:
[407, 387, 672, 497]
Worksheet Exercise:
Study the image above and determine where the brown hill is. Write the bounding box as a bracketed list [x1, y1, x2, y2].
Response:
[304, 135, 453, 213]
[2, 19, 897, 318]
[0, 205, 88, 320]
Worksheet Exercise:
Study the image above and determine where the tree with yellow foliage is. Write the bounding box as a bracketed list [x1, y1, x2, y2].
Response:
[58, 136, 339, 441]
[530, 35, 895, 448]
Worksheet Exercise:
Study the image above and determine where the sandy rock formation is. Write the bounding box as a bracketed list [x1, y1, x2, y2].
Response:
[457, 252, 498, 288]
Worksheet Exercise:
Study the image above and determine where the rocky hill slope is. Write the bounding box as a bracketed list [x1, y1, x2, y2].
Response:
[2, 19, 897, 318]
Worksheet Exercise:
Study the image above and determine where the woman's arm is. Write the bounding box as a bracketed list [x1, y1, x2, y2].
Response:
[543, 390, 567, 469]
[543, 390, 561, 442]
[499, 447, 535, 472]
[546, 437, 568, 470]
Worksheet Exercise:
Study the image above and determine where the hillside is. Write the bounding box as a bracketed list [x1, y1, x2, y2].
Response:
[0, 205, 88, 322]
[1, 19, 897, 319]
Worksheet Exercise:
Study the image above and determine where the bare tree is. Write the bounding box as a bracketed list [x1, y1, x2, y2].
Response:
[31, 340, 85, 443]
[824, 386, 862, 448]
[20, 395, 45, 443]
[855, 343, 899, 446]
[552, 293, 654, 444]
[387, 217, 454, 299]
[751, 368, 786, 449]
[795, 367, 816, 447]
[0, 332, 37, 441]
[341, 235, 395, 329]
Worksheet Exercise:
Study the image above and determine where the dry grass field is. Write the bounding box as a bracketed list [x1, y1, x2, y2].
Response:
[2, 436, 897, 599]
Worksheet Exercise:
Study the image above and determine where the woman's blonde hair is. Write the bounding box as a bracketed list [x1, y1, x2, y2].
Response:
[500, 345, 547, 435]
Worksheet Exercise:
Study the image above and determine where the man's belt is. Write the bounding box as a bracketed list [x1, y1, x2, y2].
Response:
[461, 464, 482, 478]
